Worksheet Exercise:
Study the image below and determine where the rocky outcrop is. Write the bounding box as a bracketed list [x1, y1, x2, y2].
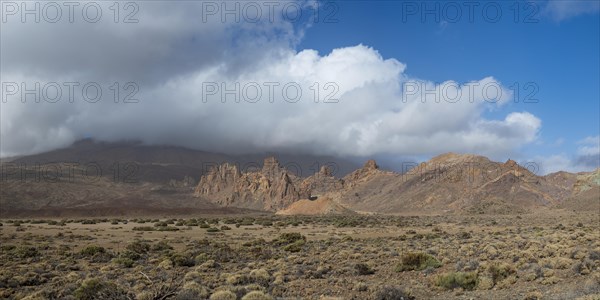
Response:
[558, 169, 600, 211]
[194, 157, 308, 211]
[299, 165, 345, 197]
[195, 153, 596, 215]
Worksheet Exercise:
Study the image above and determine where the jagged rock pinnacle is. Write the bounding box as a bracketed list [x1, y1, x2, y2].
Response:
[363, 160, 379, 170]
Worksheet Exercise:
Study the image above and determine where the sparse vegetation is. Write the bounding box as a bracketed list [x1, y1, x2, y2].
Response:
[435, 271, 478, 290]
[0, 213, 597, 299]
[395, 252, 441, 272]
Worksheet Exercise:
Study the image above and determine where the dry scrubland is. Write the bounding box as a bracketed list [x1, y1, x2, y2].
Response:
[0, 212, 599, 300]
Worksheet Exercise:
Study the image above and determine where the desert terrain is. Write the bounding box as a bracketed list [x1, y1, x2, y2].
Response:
[0, 212, 598, 300]
[0, 142, 598, 299]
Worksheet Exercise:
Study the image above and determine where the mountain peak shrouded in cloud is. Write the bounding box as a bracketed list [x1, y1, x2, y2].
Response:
[0, 1, 597, 174]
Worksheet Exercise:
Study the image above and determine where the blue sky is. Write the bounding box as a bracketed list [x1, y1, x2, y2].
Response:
[298, 0, 600, 172]
[1, 0, 598, 174]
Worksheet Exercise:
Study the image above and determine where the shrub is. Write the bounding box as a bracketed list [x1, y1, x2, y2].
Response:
[273, 233, 305, 246]
[171, 252, 195, 267]
[132, 226, 155, 231]
[374, 286, 415, 300]
[241, 291, 273, 300]
[435, 272, 478, 290]
[158, 226, 179, 231]
[80, 245, 105, 257]
[249, 268, 271, 285]
[210, 290, 237, 300]
[13, 246, 39, 259]
[355, 263, 375, 275]
[174, 281, 209, 300]
[154, 221, 168, 227]
[283, 240, 305, 252]
[120, 250, 141, 261]
[152, 240, 173, 252]
[126, 240, 150, 254]
[113, 257, 135, 268]
[395, 252, 441, 272]
[487, 263, 515, 284]
[458, 232, 471, 239]
[73, 278, 130, 300]
[226, 274, 252, 285]
[1, 245, 16, 251]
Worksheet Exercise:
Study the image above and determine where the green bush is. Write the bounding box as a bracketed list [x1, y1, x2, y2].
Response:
[273, 233, 305, 246]
[171, 252, 195, 267]
[395, 252, 441, 272]
[126, 240, 150, 254]
[80, 245, 105, 257]
[435, 272, 478, 290]
[282, 240, 305, 252]
[152, 240, 173, 252]
[113, 257, 135, 268]
[120, 250, 141, 261]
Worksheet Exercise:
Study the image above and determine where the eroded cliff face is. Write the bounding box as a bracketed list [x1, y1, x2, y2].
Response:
[194, 157, 309, 211]
[195, 153, 595, 215]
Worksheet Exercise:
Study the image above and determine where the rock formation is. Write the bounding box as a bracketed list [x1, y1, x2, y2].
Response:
[194, 157, 308, 211]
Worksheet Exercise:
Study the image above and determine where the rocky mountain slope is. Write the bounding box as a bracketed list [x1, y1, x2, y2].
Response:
[2, 140, 597, 216]
[194, 153, 598, 215]
[328, 153, 588, 214]
[8, 139, 360, 183]
[0, 140, 359, 216]
[557, 168, 600, 212]
[194, 157, 309, 211]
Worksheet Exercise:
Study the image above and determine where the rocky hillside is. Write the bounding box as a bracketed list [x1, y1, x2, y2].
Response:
[194, 157, 309, 211]
[558, 168, 600, 212]
[329, 153, 582, 214]
[195, 153, 597, 215]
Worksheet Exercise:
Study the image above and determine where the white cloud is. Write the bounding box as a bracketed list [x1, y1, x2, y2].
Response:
[1, 1, 542, 159]
[534, 136, 600, 174]
[577, 135, 600, 156]
[542, 0, 600, 21]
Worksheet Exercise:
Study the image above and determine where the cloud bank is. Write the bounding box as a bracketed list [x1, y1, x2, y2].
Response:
[2, 1, 542, 160]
